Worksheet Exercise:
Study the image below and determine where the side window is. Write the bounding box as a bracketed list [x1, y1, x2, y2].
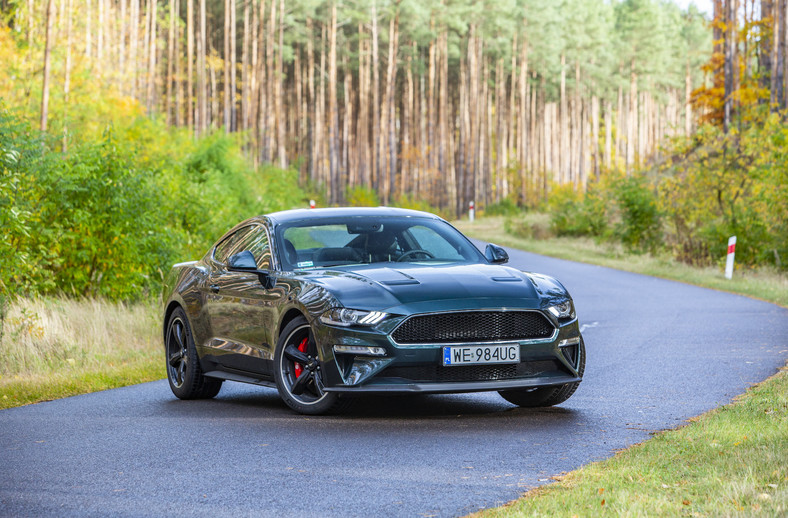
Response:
[245, 226, 272, 270]
[213, 227, 255, 264]
[213, 225, 272, 270]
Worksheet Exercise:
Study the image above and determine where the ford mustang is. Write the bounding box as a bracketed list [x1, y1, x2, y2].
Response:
[162, 207, 584, 414]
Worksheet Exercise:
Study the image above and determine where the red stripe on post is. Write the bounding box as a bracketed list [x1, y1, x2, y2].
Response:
[727, 244, 736, 254]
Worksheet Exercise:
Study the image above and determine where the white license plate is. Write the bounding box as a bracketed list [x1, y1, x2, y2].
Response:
[442, 344, 520, 366]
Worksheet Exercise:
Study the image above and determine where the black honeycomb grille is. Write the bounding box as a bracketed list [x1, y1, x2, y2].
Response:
[391, 311, 554, 344]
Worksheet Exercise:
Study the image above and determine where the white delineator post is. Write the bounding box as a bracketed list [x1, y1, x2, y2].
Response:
[725, 236, 736, 279]
[469, 200, 475, 223]
[309, 200, 316, 209]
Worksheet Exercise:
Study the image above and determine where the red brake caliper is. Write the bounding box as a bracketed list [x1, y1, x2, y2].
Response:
[293, 337, 309, 378]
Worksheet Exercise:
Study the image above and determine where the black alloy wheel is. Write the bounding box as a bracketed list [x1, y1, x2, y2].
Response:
[274, 315, 347, 415]
[165, 307, 222, 399]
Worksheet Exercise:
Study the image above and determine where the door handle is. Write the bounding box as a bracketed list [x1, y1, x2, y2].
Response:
[210, 284, 220, 293]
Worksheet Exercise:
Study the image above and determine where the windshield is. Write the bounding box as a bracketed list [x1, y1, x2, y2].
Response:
[276, 217, 484, 270]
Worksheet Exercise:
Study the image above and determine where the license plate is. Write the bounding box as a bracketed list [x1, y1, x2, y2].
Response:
[442, 344, 520, 366]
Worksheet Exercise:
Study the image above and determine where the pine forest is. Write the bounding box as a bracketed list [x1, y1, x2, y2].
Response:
[9, 0, 716, 209]
[1, 0, 787, 300]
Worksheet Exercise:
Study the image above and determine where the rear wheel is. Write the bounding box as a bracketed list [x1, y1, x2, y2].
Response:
[499, 335, 585, 407]
[165, 307, 222, 399]
[274, 315, 348, 415]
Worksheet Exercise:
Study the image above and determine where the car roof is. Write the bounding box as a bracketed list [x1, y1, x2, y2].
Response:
[263, 207, 444, 225]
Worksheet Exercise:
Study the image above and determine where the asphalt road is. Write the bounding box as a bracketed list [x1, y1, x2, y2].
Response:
[2, 246, 787, 517]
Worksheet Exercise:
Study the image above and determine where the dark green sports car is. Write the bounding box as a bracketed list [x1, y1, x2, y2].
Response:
[162, 207, 584, 414]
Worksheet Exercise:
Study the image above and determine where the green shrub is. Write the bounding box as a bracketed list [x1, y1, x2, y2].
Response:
[548, 183, 609, 238]
[346, 185, 381, 207]
[0, 106, 306, 301]
[483, 198, 521, 217]
[394, 194, 452, 220]
[612, 175, 662, 253]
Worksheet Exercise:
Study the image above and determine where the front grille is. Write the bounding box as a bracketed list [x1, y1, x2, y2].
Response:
[382, 361, 559, 383]
[391, 311, 554, 344]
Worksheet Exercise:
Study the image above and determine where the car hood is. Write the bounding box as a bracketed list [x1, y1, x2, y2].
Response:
[296, 263, 567, 314]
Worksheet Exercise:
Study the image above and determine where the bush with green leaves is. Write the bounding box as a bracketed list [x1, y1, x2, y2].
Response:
[548, 183, 609, 239]
[658, 111, 788, 269]
[612, 175, 663, 254]
[346, 185, 381, 207]
[0, 107, 306, 301]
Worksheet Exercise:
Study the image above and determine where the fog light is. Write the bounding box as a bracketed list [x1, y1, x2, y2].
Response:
[333, 345, 387, 356]
[558, 336, 580, 348]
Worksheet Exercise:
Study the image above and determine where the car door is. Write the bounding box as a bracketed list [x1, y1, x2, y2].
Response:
[204, 224, 280, 376]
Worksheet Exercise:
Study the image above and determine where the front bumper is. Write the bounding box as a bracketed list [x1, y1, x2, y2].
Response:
[323, 374, 581, 394]
[313, 311, 583, 395]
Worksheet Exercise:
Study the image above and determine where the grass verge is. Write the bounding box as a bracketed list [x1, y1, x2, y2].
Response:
[0, 297, 164, 409]
[455, 216, 788, 308]
[0, 354, 163, 409]
[457, 215, 787, 516]
[472, 364, 788, 517]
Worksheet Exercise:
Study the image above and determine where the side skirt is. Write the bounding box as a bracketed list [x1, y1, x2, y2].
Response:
[203, 368, 277, 389]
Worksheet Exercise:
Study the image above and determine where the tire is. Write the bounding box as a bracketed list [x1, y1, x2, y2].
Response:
[499, 335, 586, 408]
[273, 315, 349, 415]
[165, 307, 222, 400]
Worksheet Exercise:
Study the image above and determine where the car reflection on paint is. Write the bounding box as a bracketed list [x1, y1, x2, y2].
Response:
[162, 207, 584, 414]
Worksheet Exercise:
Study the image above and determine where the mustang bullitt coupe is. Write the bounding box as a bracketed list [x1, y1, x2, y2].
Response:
[162, 207, 584, 414]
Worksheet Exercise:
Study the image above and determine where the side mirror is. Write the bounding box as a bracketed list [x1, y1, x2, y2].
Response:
[227, 250, 274, 288]
[484, 243, 509, 264]
[228, 250, 257, 270]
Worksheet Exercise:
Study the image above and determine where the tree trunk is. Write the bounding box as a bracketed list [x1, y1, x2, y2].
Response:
[328, 3, 338, 204]
[146, 0, 158, 116]
[276, 0, 285, 167]
[130, 0, 139, 97]
[342, 53, 352, 192]
[187, 0, 194, 130]
[85, 0, 92, 56]
[773, 0, 787, 110]
[627, 59, 637, 173]
[97, 0, 104, 61]
[174, 0, 182, 127]
[306, 17, 316, 181]
[760, 0, 773, 98]
[604, 99, 612, 170]
[224, 0, 231, 131]
[559, 53, 567, 182]
[231, 0, 238, 132]
[198, 0, 207, 134]
[63, 0, 72, 149]
[166, 0, 175, 124]
[724, 0, 735, 131]
[685, 60, 692, 135]
[40, 0, 55, 132]
[371, 1, 381, 195]
[385, 11, 399, 203]
[241, 0, 250, 131]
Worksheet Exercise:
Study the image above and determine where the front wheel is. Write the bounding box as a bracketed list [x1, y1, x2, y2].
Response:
[165, 307, 222, 399]
[499, 335, 585, 407]
[273, 316, 348, 415]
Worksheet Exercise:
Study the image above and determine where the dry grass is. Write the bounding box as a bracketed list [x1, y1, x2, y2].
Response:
[0, 297, 163, 408]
